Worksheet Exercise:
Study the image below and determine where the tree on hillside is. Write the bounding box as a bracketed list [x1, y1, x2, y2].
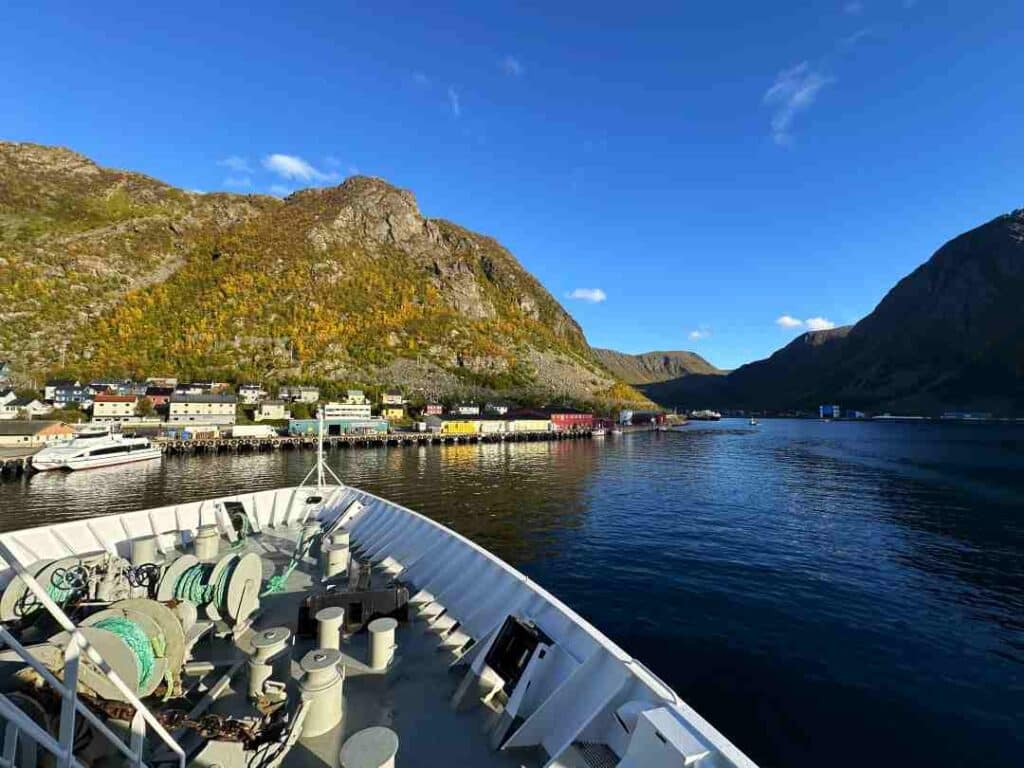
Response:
[135, 397, 155, 417]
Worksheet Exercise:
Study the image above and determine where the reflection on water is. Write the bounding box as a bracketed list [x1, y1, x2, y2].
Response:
[0, 421, 1021, 768]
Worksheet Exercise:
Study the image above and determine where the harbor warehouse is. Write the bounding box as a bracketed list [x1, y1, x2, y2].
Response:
[168, 394, 237, 425]
[0, 421, 74, 448]
[289, 418, 387, 436]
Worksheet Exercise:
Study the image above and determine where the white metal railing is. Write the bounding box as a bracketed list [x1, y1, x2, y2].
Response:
[0, 539, 186, 768]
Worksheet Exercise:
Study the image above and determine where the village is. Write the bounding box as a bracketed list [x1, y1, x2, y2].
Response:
[0, 369, 669, 456]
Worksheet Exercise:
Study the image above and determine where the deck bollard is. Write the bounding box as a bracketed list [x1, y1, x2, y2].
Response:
[339, 726, 399, 768]
[367, 617, 397, 671]
[194, 524, 220, 561]
[299, 648, 344, 737]
[248, 627, 292, 701]
[131, 535, 159, 567]
[316, 606, 345, 650]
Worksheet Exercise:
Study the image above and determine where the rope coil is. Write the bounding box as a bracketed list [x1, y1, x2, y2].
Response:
[173, 558, 238, 612]
[94, 617, 161, 690]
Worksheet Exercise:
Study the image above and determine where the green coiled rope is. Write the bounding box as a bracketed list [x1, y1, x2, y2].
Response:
[173, 559, 239, 612]
[94, 617, 158, 690]
[261, 529, 314, 596]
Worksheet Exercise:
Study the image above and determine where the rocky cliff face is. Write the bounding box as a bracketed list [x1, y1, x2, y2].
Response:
[0, 142, 639, 402]
[645, 210, 1024, 414]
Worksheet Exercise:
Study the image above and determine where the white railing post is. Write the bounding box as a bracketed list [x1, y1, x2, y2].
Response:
[2, 720, 18, 767]
[58, 635, 80, 768]
[130, 710, 145, 767]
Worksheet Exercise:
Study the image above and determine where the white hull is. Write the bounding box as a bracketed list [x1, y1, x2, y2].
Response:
[0, 483, 757, 768]
[62, 448, 163, 471]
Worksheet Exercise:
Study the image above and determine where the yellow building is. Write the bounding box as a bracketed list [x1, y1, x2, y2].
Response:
[441, 418, 479, 435]
[381, 404, 405, 421]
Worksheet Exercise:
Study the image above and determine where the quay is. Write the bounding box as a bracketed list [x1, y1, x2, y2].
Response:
[155, 428, 594, 455]
[0, 452, 33, 479]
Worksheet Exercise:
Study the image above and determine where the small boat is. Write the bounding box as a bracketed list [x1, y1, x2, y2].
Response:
[32, 432, 162, 471]
[690, 409, 721, 421]
[591, 427, 607, 437]
[749, 418, 759, 426]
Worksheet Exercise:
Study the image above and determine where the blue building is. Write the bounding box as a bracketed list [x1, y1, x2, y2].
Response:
[819, 404, 841, 419]
[289, 418, 388, 436]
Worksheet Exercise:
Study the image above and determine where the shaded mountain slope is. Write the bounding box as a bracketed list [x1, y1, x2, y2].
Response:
[591, 348, 723, 385]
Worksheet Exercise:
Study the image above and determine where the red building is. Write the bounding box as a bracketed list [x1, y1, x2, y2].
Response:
[548, 407, 594, 431]
[423, 404, 444, 416]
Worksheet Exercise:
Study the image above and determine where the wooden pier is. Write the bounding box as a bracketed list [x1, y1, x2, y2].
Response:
[0, 454, 33, 480]
[155, 429, 593, 455]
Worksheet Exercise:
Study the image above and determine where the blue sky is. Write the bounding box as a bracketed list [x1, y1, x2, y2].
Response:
[3, 1, 1022, 369]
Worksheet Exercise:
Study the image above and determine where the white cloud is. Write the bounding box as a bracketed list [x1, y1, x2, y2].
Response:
[501, 55, 524, 77]
[263, 154, 339, 183]
[763, 62, 832, 145]
[223, 176, 252, 188]
[776, 315, 805, 328]
[447, 86, 461, 117]
[688, 328, 711, 341]
[776, 315, 837, 331]
[805, 316, 837, 331]
[843, 1, 864, 14]
[218, 155, 252, 173]
[567, 288, 607, 303]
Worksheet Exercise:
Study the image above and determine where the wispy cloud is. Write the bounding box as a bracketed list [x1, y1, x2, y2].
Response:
[688, 328, 711, 341]
[500, 55, 524, 77]
[567, 288, 607, 303]
[843, 1, 864, 14]
[447, 86, 461, 117]
[805, 316, 837, 331]
[763, 62, 832, 145]
[776, 315, 837, 331]
[776, 315, 804, 328]
[263, 154, 339, 183]
[218, 155, 252, 174]
[222, 176, 253, 189]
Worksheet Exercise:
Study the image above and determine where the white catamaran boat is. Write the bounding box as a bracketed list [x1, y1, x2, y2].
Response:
[31, 432, 162, 471]
[0, 422, 757, 768]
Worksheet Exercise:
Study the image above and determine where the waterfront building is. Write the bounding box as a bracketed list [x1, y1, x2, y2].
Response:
[278, 385, 320, 403]
[0, 398, 51, 420]
[288, 418, 387, 436]
[479, 415, 507, 434]
[381, 388, 405, 406]
[484, 402, 511, 415]
[92, 394, 139, 423]
[423, 403, 444, 416]
[505, 408, 552, 433]
[145, 376, 179, 389]
[381, 404, 405, 421]
[547, 407, 594, 431]
[452, 403, 480, 416]
[255, 401, 290, 422]
[45, 380, 93, 406]
[168, 394, 237, 425]
[819, 404, 841, 419]
[439, 416, 480, 435]
[323, 399, 372, 419]
[0, 420, 74, 448]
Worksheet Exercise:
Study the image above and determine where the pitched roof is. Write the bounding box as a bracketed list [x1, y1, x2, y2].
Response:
[0, 421, 65, 436]
[170, 394, 237, 404]
[94, 394, 137, 403]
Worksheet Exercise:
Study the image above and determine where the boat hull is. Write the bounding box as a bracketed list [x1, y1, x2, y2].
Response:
[63, 448, 163, 471]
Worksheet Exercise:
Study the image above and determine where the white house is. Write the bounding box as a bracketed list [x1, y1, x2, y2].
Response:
[168, 394, 237, 425]
[0, 398, 51, 420]
[452, 403, 480, 416]
[0, 390, 16, 407]
[323, 400, 372, 420]
[255, 401, 290, 422]
[92, 394, 139, 423]
[278, 385, 319, 403]
[381, 388, 405, 406]
[238, 384, 268, 405]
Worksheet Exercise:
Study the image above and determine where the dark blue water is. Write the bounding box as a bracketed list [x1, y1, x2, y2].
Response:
[1, 419, 1021, 767]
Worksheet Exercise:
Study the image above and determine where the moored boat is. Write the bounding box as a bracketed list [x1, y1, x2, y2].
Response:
[31, 432, 162, 471]
[690, 410, 722, 421]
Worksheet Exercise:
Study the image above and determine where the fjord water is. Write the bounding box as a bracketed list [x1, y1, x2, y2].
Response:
[1, 420, 1021, 767]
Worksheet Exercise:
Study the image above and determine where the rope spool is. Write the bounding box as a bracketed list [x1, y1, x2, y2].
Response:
[173, 555, 238, 617]
[93, 617, 159, 690]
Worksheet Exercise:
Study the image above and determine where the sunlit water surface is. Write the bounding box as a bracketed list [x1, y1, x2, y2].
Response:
[1, 419, 1021, 767]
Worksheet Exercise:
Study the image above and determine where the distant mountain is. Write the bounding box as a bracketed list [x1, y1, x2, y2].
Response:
[0, 141, 651, 404]
[591, 348, 723, 385]
[647, 209, 1024, 414]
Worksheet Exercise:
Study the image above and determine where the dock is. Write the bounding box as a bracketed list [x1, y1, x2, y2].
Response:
[0, 451, 34, 479]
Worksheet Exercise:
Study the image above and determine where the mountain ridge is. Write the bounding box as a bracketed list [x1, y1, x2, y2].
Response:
[591, 348, 723, 385]
[0, 141, 649, 405]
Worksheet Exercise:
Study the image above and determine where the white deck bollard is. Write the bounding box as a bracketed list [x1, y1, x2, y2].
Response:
[131, 535, 159, 567]
[367, 617, 397, 671]
[299, 648, 344, 737]
[248, 627, 292, 700]
[194, 525, 220, 561]
[316, 606, 345, 650]
[339, 726, 399, 768]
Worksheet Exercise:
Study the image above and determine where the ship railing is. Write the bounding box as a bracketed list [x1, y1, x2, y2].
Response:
[0, 540, 186, 768]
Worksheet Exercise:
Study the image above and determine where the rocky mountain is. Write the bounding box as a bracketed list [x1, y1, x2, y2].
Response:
[0, 141, 647, 404]
[647, 209, 1024, 414]
[591, 348, 723, 384]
